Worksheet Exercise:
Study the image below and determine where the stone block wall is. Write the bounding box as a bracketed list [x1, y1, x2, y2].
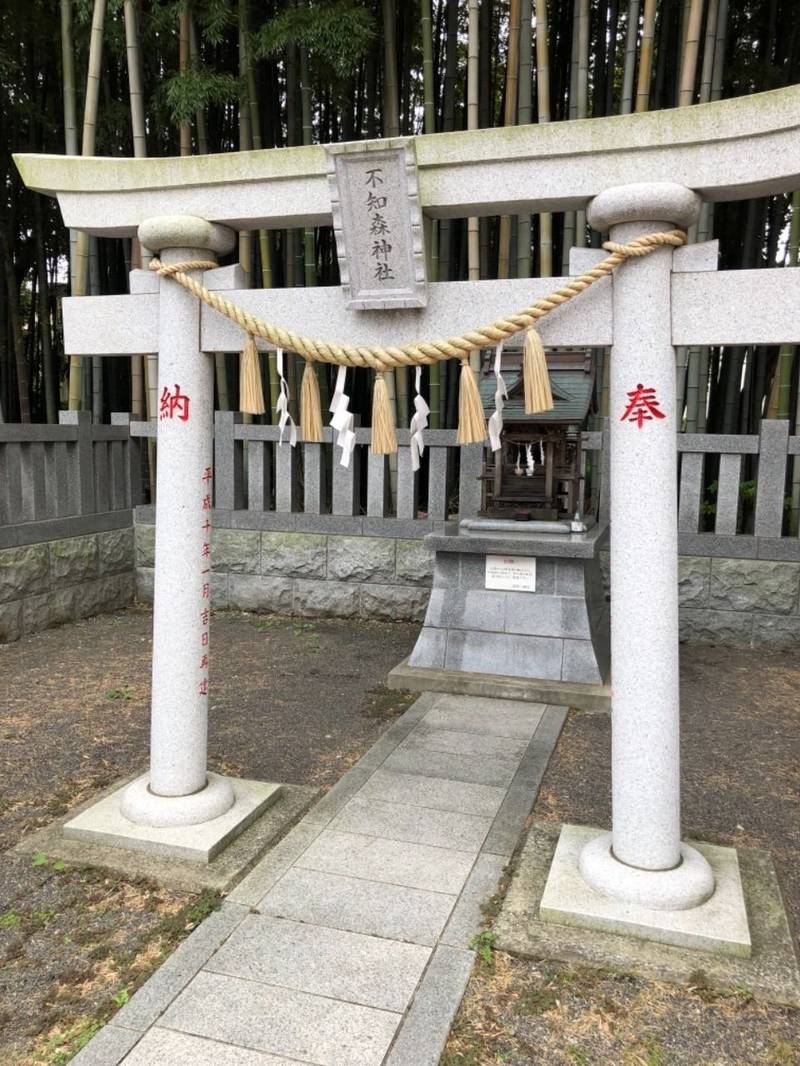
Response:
[600, 553, 800, 646]
[0, 528, 135, 643]
[135, 526, 433, 622]
[134, 524, 800, 646]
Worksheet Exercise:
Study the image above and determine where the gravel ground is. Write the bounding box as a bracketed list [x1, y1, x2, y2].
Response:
[0, 606, 418, 1065]
[443, 644, 800, 1066]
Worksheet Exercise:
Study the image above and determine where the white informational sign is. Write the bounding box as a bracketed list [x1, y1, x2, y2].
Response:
[484, 555, 537, 592]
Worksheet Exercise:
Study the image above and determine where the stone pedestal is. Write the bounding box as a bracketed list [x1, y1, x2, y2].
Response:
[391, 521, 610, 712]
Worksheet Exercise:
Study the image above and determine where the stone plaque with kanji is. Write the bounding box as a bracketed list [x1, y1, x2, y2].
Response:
[326, 140, 427, 310]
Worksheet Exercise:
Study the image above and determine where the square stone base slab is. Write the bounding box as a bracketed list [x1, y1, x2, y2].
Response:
[540, 824, 751, 957]
[494, 823, 800, 1007]
[388, 658, 611, 713]
[63, 774, 283, 863]
[13, 772, 319, 893]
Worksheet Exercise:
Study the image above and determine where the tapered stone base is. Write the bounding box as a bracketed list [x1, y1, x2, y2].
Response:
[64, 774, 282, 863]
[539, 824, 751, 957]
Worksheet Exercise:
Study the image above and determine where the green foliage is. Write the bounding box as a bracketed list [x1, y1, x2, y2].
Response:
[106, 686, 133, 700]
[469, 929, 496, 968]
[111, 988, 129, 1007]
[33, 851, 48, 866]
[160, 64, 239, 127]
[0, 910, 21, 928]
[253, 0, 375, 77]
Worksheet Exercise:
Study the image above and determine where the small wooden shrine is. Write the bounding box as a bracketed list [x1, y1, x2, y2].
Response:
[478, 348, 595, 520]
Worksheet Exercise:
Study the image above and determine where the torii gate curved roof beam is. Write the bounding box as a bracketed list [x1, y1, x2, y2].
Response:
[13, 85, 800, 238]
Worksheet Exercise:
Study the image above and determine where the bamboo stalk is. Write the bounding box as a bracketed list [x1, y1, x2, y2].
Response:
[68, 0, 106, 410]
[678, 0, 704, 106]
[535, 0, 553, 277]
[179, 6, 191, 156]
[635, 0, 656, 112]
[497, 0, 521, 280]
[517, 0, 533, 280]
[621, 0, 640, 114]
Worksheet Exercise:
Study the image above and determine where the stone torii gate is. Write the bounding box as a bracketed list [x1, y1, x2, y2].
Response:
[14, 84, 800, 948]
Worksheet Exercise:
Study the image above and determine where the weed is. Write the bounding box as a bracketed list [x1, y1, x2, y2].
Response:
[36, 1017, 103, 1064]
[519, 985, 558, 1015]
[0, 911, 20, 928]
[156, 889, 221, 942]
[767, 1038, 799, 1065]
[106, 686, 133, 701]
[111, 988, 129, 1007]
[33, 851, 48, 866]
[566, 1044, 590, 1066]
[469, 929, 496, 968]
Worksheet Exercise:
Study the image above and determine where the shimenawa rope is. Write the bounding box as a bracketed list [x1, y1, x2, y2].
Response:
[150, 229, 685, 449]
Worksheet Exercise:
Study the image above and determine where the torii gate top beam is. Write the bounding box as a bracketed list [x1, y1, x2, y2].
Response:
[13, 86, 800, 238]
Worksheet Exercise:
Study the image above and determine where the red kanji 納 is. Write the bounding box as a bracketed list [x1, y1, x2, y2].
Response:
[159, 384, 191, 422]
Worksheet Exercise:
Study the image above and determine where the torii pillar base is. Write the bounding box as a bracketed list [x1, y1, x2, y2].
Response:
[63, 774, 282, 865]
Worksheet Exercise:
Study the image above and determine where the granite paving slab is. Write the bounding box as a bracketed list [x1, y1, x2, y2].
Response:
[357, 768, 507, 818]
[257, 866, 456, 946]
[206, 914, 431, 1012]
[121, 1027, 301, 1065]
[382, 745, 520, 787]
[329, 795, 493, 852]
[160, 970, 401, 1066]
[295, 829, 476, 894]
[398, 725, 528, 760]
[422, 695, 546, 738]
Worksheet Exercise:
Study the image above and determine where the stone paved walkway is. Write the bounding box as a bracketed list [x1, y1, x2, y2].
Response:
[73, 693, 566, 1066]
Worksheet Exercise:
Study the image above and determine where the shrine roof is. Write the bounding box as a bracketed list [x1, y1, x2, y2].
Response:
[479, 350, 595, 425]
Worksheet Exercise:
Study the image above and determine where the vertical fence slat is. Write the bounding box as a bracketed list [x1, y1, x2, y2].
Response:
[678, 452, 704, 533]
[275, 441, 300, 513]
[303, 443, 325, 515]
[332, 448, 360, 516]
[714, 452, 742, 535]
[60, 411, 94, 515]
[427, 447, 448, 520]
[754, 419, 789, 538]
[94, 442, 110, 513]
[109, 441, 126, 510]
[458, 443, 484, 520]
[214, 412, 245, 510]
[367, 453, 388, 517]
[4, 444, 24, 523]
[599, 420, 610, 522]
[19, 445, 36, 522]
[247, 440, 267, 511]
[396, 446, 418, 519]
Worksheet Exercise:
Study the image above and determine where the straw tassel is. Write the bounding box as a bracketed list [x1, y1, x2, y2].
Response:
[371, 372, 398, 454]
[457, 359, 487, 444]
[239, 333, 266, 415]
[523, 328, 554, 414]
[300, 360, 324, 442]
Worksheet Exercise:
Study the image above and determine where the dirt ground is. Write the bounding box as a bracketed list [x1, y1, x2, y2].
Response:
[443, 644, 800, 1066]
[0, 606, 417, 1065]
